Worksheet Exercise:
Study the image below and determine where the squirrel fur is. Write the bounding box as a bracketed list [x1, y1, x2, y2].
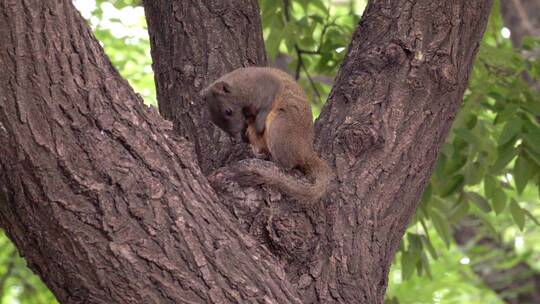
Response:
[200, 67, 331, 201]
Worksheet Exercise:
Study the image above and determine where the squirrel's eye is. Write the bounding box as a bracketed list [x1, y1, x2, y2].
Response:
[225, 108, 233, 116]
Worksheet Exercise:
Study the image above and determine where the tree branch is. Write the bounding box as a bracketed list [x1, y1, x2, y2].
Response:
[307, 1, 494, 301]
[454, 216, 540, 304]
[0, 1, 299, 303]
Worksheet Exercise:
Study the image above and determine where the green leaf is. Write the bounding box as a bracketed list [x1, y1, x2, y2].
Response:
[494, 104, 519, 124]
[523, 127, 540, 154]
[297, 0, 309, 12]
[420, 234, 438, 260]
[441, 142, 454, 158]
[420, 184, 432, 211]
[449, 197, 470, 223]
[538, 175, 540, 197]
[522, 36, 540, 50]
[522, 97, 540, 115]
[484, 176, 497, 198]
[282, 22, 298, 53]
[465, 115, 478, 129]
[386, 297, 400, 304]
[524, 146, 540, 167]
[523, 209, 540, 226]
[513, 154, 532, 194]
[434, 154, 447, 177]
[491, 140, 517, 173]
[430, 208, 451, 247]
[445, 154, 467, 176]
[310, 0, 328, 13]
[265, 25, 283, 60]
[308, 14, 325, 24]
[261, 0, 281, 17]
[466, 192, 491, 213]
[498, 120, 522, 145]
[398, 239, 405, 252]
[491, 188, 507, 215]
[407, 233, 423, 251]
[420, 252, 432, 279]
[439, 174, 465, 197]
[465, 161, 484, 185]
[510, 200, 525, 230]
[401, 250, 419, 280]
[454, 128, 477, 145]
[487, 91, 504, 102]
[477, 213, 500, 239]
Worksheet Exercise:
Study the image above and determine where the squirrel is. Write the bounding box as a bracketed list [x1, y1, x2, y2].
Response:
[200, 67, 331, 201]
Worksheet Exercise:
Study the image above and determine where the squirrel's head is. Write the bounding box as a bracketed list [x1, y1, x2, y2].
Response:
[200, 80, 247, 140]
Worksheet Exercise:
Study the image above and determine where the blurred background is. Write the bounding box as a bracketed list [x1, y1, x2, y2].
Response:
[0, 0, 539, 303]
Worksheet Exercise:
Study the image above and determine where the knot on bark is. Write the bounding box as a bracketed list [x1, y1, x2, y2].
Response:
[430, 54, 458, 92]
[336, 104, 384, 157]
[361, 45, 401, 71]
[205, 1, 229, 14]
[339, 125, 382, 157]
[338, 71, 375, 104]
[384, 42, 407, 65]
[208, 159, 321, 263]
[263, 206, 319, 263]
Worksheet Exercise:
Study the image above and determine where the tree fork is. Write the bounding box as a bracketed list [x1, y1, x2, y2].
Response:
[0, 0, 492, 303]
[0, 1, 299, 303]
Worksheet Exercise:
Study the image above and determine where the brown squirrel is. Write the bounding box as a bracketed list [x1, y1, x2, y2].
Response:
[200, 67, 331, 201]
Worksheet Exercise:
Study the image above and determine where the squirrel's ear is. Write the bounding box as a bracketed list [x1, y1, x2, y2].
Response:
[211, 81, 232, 96]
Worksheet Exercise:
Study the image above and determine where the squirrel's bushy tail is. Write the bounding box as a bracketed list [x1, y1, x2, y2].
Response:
[234, 156, 332, 202]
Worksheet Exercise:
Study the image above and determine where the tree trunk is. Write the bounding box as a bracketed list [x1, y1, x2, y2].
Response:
[0, 0, 492, 303]
[143, 0, 267, 174]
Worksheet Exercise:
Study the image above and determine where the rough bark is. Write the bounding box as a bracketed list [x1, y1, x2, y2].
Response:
[146, 0, 493, 302]
[454, 217, 540, 304]
[305, 2, 491, 302]
[0, 1, 298, 303]
[0, 0, 492, 304]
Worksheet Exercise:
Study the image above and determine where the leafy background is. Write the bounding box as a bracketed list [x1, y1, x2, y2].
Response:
[0, 0, 538, 303]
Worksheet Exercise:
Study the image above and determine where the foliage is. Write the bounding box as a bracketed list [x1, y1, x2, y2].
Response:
[259, 0, 366, 115]
[0, 232, 57, 304]
[0, 0, 538, 303]
[406, 0, 540, 289]
[386, 232, 503, 304]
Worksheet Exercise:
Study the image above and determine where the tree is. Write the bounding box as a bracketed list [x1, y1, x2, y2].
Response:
[0, 0, 493, 303]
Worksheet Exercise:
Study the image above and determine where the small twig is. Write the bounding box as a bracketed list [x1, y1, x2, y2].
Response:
[300, 58, 323, 104]
[282, 0, 291, 21]
[297, 49, 321, 55]
[294, 46, 303, 80]
[282, 0, 324, 102]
